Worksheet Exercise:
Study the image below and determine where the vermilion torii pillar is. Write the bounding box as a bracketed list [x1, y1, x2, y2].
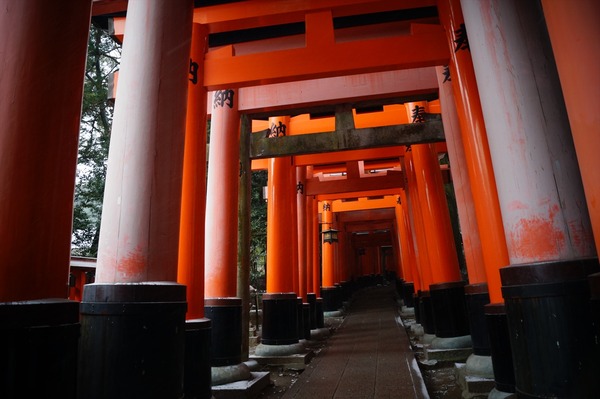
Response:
[436, 65, 492, 385]
[256, 116, 304, 355]
[203, 87, 249, 384]
[394, 195, 416, 288]
[321, 200, 342, 313]
[435, 67, 485, 285]
[541, 0, 600, 254]
[462, 1, 597, 397]
[178, 23, 211, 399]
[405, 101, 468, 343]
[437, 0, 509, 304]
[79, 1, 193, 398]
[0, 1, 92, 397]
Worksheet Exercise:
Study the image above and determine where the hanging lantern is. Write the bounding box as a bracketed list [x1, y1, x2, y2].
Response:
[322, 228, 339, 244]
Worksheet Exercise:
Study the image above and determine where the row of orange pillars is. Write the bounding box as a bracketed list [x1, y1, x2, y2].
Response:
[2, 1, 600, 399]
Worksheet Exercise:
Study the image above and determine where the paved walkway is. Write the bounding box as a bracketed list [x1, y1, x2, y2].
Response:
[282, 285, 429, 399]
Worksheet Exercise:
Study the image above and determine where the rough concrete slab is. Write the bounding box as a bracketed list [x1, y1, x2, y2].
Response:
[212, 371, 270, 399]
[250, 351, 314, 370]
[425, 346, 472, 362]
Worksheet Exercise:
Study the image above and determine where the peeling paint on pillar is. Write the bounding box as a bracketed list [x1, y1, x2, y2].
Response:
[461, 0, 595, 264]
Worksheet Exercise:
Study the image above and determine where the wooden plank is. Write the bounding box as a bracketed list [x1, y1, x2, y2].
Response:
[306, 171, 403, 196]
[251, 115, 443, 159]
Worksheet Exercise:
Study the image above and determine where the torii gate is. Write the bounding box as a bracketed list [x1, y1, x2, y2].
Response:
[1, 1, 598, 399]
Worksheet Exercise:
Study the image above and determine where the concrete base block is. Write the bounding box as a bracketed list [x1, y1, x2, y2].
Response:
[324, 309, 344, 317]
[244, 360, 261, 371]
[400, 306, 415, 317]
[430, 335, 472, 350]
[421, 333, 436, 345]
[456, 363, 495, 398]
[212, 363, 252, 386]
[410, 323, 424, 337]
[212, 371, 270, 399]
[488, 387, 516, 399]
[310, 327, 330, 341]
[425, 346, 472, 362]
[251, 344, 314, 370]
[465, 354, 494, 379]
[254, 342, 305, 357]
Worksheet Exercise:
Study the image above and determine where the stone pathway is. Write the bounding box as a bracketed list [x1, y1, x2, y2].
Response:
[282, 286, 429, 399]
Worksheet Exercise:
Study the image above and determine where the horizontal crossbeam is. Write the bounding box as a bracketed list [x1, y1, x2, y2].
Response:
[250, 115, 443, 159]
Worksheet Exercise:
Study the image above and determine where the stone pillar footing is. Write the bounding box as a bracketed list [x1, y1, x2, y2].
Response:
[488, 388, 516, 399]
[465, 354, 494, 379]
[211, 362, 252, 386]
[430, 334, 472, 350]
[310, 327, 331, 341]
[254, 342, 305, 357]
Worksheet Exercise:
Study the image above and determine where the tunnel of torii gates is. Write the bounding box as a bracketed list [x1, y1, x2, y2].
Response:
[1, 0, 599, 398]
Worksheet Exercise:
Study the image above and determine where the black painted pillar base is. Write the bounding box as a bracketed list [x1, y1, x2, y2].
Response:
[306, 293, 317, 330]
[321, 286, 341, 312]
[430, 281, 470, 338]
[396, 278, 405, 301]
[184, 318, 212, 399]
[500, 258, 599, 399]
[485, 303, 515, 394]
[301, 303, 311, 340]
[204, 297, 242, 367]
[419, 290, 436, 335]
[402, 281, 415, 308]
[464, 283, 491, 356]
[316, 298, 325, 328]
[78, 283, 187, 399]
[413, 292, 422, 324]
[261, 293, 299, 345]
[0, 299, 79, 399]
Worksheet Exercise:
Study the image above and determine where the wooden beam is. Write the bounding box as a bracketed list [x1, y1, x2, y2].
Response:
[332, 196, 397, 212]
[352, 231, 393, 246]
[251, 115, 443, 159]
[193, 0, 437, 33]
[345, 221, 393, 233]
[335, 208, 395, 222]
[306, 171, 403, 196]
[203, 20, 448, 89]
[316, 188, 402, 201]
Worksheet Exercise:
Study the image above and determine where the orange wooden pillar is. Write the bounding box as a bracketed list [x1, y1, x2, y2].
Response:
[435, 67, 485, 285]
[437, 0, 509, 304]
[178, 23, 209, 319]
[266, 116, 295, 294]
[205, 89, 240, 299]
[259, 116, 302, 350]
[80, 1, 193, 398]
[0, 1, 91, 396]
[541, 0, 600, 255]
[394, 196, 416, 287]
[311, 197, 321, 295]
[436, 63, 492, 367]
[177, 23, 211, 398]
[310, 192, 325, 329]
[405, 103, 461, 284]
[203, 88, 246, 373]
[295, 165, 311, 339]
[305, 166, 315, 296]
[321, 201, 335, 288]
[404, 149, 433, 291]
[321, 200, 340, 312]
[395, 192, 419, 307]
[462, 1, 597, 396]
